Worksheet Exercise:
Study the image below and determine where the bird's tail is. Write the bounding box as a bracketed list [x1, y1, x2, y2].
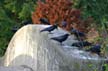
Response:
[40, 30, 44, 32]
[51, 37, 57, 40]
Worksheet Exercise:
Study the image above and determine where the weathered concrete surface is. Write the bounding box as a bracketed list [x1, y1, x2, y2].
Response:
[0, 57, 4, 66]
[2, 25, 107, 71]
[0, 66, 33, 71]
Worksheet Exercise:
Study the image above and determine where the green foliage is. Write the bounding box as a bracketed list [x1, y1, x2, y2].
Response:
[0, 7, 10, 21]
[74, 0, 108, 30]
[0, 21, 14, 56]
[74, 0, 108, 53]
[4, 0, 36, 21]
[0, 0, 37, 56]
[0, 0, 108, 71]
[18, 2, 35, 20]
[0, 7, 15, 56]
[73, 1, 108, 70]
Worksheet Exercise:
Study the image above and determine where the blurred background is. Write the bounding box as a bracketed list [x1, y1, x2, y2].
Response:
[0, 0, 108, 58]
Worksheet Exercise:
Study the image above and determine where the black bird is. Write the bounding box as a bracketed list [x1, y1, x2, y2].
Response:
[86, 44, 101, 55]
[61, 19, 67, 28]
[72, 41, 92, 47]
[39, 18, 50, 25]
[51, 34, 69, 44]
[21, 20, 32, 25]
[71, 28, 85, 37]
[11, 26, 19, 33]
[40, 24, 58, 33]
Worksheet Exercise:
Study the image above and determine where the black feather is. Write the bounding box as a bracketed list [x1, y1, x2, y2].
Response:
[72, 41, 92, 47]
[61, 20, 67, 28]
[11, 26, 19, 33]
[22, 20, 32, 25]
[39, 18, 50, 25]
[51, 34, 69, 44]
[86, 44, 101, 55]
[71, 28, 85, 37]
[40, 25, 57, 33]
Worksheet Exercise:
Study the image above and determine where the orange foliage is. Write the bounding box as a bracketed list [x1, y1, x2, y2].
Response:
[32, 0, 90, 32]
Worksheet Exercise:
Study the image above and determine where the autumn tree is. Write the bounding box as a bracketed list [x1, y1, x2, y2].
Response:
[32, 0, 90, 32]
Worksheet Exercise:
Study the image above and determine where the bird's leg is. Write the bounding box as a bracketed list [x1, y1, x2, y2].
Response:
[49, 32, 53, 34]
[59, 42, 63, 46]
[56, 27, 58, 30]
[61, 43, 66, 46]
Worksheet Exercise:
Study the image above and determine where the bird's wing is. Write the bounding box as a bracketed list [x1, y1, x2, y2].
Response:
[40, 26, 52, 32]
[79, 32, 85, 36]
[51, 37, 60, 41]
[40, 18, 50, 25]
[40, 28, 48, 32]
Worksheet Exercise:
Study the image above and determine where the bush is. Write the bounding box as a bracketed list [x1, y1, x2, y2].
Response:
[0, 0, 37, 56]
[32, 0, 91, 32]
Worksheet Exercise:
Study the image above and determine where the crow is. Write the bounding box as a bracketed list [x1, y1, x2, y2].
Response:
[72, 41, 92, 47]
[39, 18, 50, 25]
[61, 19, 67, 28]
[71, 28, 85, 40]
[11, 26, 19, 33]
[21, 20, 32, 25]
[86, 44, 101, 55]
[40, 24, 58, 33]
[71, 28, 85, 37]
[51, 34, 69, 44]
